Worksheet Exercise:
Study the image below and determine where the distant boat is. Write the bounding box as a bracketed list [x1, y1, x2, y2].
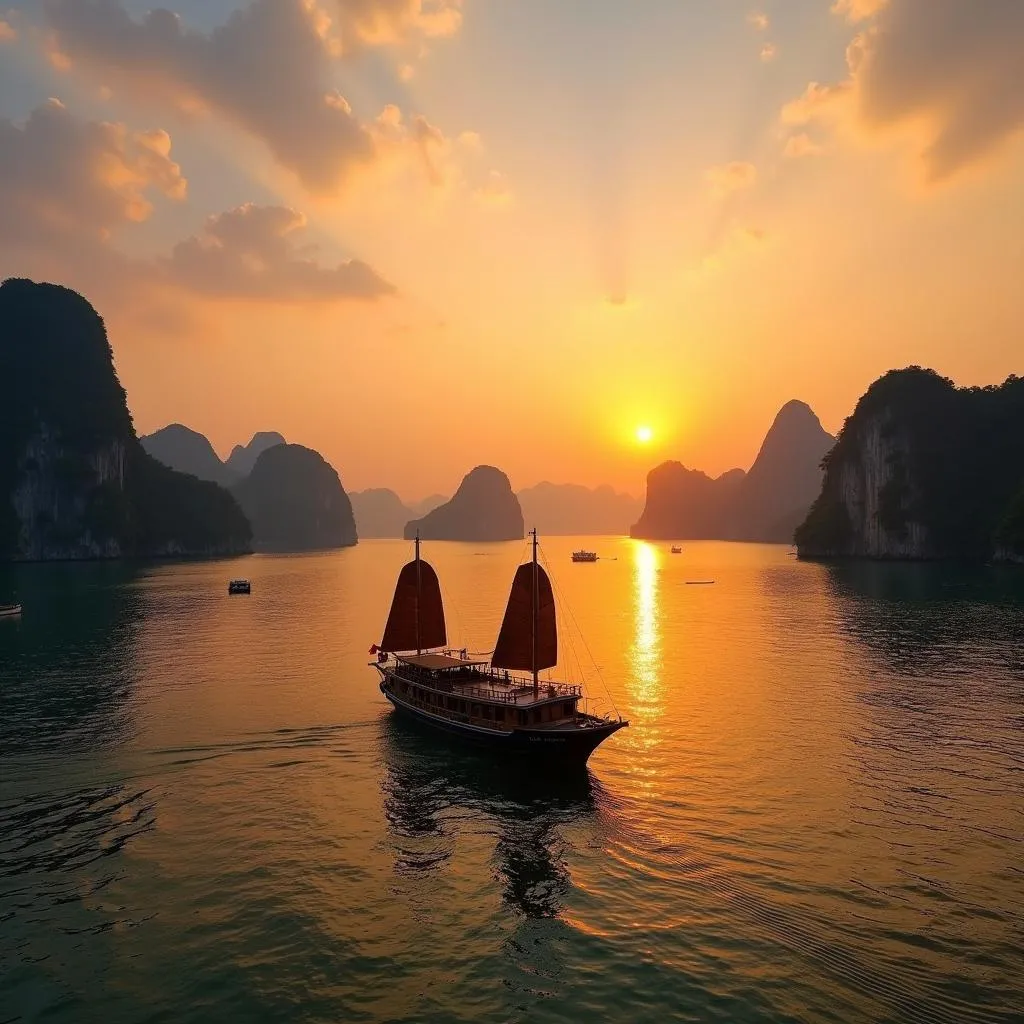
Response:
[671, 546, 682, 554]
[371, 531, 627, 764]
[228, 579, 251, 595]
[571, 550, 598, 562]
[0, 603, 22, 618]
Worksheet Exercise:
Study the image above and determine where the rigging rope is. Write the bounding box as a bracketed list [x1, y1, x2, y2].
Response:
[537, 539, 622, 720]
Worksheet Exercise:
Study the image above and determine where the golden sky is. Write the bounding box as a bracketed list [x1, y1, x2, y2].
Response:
[1, 0, 1022, 499]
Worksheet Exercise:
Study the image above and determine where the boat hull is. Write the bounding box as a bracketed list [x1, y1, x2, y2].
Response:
[379, 680, 625, 764]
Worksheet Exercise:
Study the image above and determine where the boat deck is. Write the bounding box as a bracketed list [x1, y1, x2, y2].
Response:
[446, 677, 579, 706]
[386, 659, 581, 707]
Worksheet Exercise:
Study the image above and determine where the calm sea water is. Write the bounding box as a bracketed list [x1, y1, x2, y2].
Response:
[2, 539, 1023, 1023]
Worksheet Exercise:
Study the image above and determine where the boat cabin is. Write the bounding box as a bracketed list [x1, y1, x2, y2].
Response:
[386, 651, 582, 732]
[228, 579, 251, 595]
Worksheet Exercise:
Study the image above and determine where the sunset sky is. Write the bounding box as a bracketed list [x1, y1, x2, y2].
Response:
[1, 0, 1022, 500]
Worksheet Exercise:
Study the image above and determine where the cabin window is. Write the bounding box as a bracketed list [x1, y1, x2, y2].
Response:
[563, 702, 574, 716]
[517, 711, 527, 726]
[482, 705, 492, 720]
[471, 704, 480, 717]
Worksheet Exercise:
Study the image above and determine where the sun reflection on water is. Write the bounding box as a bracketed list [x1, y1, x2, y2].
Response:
[629, 542, 664, 751]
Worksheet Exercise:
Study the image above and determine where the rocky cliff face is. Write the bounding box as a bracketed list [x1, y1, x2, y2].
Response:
[405, 466, 523, 541]
[232, 444, 357, 551]
[796, 367, 1024, 561]
[804, 415, 929, 558]
[10, 429, 128, 560]
[630, 400, 833, 542]
[349, 488, 415, 538]
[0, 278, 251, 561]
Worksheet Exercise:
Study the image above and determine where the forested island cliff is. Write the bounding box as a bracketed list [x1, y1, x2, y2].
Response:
[0, 279, 251, 560]
[796, 368, 1024, 563]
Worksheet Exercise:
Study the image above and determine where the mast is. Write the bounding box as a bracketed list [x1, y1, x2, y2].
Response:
[415, 530, 421, 655]
[531, 528, 539, 697]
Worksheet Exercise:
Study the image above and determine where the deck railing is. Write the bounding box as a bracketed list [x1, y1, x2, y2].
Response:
[387, 663, 583, 703]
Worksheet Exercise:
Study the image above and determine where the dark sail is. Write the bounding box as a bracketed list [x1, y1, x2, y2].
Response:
[491, 563, 557, 672]
[381, 559, 447, 653]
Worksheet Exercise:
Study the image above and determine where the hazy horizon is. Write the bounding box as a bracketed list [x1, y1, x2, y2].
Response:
[2, 1, 1021, 496]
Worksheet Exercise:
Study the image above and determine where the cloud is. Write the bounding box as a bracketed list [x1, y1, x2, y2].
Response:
[0, 102, 391, 308]
[334, 0, 464, 46]
[163, 203, 395, 300]
[0, 99, 186, 247]
[473, 169, 511, 206]
[784, 133, 825, 158]
[706, 161, 758, 198]
[43, 0, 472, 195]
[748, 11, 769, 31]
[781, 81, 851, 126]
[783, 0, 1024, 182]
[0, 12, 16, 41]
[760, 42, 777, 62]
[831, 0, 888, 22]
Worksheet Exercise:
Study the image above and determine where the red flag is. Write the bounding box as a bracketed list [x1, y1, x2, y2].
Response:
[368, 643, 379, 654]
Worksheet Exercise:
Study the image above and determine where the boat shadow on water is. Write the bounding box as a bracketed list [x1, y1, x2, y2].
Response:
[377, 714, 604, 919]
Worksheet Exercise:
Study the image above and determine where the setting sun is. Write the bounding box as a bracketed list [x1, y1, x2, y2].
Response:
[636, 425, 654, 444]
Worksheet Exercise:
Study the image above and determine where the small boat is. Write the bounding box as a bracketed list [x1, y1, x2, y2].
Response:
[371, 531, 627, 764]
[571, 550, 598, 563]
[671, 546, 682, 554]
[0, 603, 22, 618]
[228, 579, 251, 595]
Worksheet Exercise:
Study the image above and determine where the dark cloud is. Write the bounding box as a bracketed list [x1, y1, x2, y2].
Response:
[855, 0, 1024, 180]
[785, 0, 1024, 182]
[164, 203, 395, 300]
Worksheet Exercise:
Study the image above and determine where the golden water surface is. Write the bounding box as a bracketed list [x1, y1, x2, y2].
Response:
[2, 538, 1023, 1022]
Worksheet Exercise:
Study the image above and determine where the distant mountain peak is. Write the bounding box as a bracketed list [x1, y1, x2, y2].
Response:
[405, 466, 522, 541]
[225, 430, 287, 478]
[141, 422, 236, 487]
[631, 399, 834, 542]
[750, 400, 832, 473]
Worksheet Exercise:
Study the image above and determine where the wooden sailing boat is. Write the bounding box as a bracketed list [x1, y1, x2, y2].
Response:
[371, 531, 627, 764]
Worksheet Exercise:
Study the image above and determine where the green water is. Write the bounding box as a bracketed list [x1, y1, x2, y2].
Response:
[2, 540, 1023, 1022]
